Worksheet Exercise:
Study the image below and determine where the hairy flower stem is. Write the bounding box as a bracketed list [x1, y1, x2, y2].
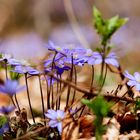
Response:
[14, 94, 20, 111]
[38, 75, 46, 125]
[136, 116, 139, 133]
[4, 61, 8, 80]
[11, 97, 16, 106]
[58, 74, 62, 110]
[99, 45, 106, 89]
[46, 77, 53, 109]
[90, 65, 94, 92]
[71, 65, 77, 105]
[51, 84, 54, 109]
[66, 56, 74, 110]
[99, 64, 108, 93]
[44, 75, 50, 109]
[50, 51, 57, 109]
[56, 75, 64, 110]
[56, 74, 61, 110]
[56, 74, 59, 110]
[25, 74, 35, 123]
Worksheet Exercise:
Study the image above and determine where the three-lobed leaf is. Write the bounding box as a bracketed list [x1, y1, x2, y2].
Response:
[0, 116, 7, 128]
[82, 96, 113, 140]
[93, 7, 128, 46]
[82, 95, 113, 117]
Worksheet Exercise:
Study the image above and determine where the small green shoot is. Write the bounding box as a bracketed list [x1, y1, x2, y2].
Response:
[82, 95, 113, 140]
[93, 7, 128, 46]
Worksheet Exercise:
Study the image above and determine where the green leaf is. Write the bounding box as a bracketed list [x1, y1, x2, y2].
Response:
[93, 6, 128, 46]
[106, 16, 128, 39]
[93, 7, 106, 36]
[95, 47, 103, 53]
[0, 116, 7, 128]
[82, 96, 113, 117]
[82, 96, 113, 140]
[0, 136, 3, 140]
[106, 44, 115, 54]
[134, 98, 140, 113]
[9, 71, 22, 80]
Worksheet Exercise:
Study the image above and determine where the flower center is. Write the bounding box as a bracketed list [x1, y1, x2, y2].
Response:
[57, 117, 62, 122]
[86, 49, 93, 57]
[73, 54, 78, 59]
[137, 79, 140, 83]
[56, 46, 61, 51]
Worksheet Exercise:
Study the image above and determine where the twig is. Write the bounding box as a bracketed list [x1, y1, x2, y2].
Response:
[45, 73, 135, 104]
[15, 126, 48, 140]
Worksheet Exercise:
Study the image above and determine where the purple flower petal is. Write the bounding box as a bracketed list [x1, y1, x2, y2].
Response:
[94, 58, 102, 65]
[134, 72, 140, 82]
[57, 122, 62, 134]
[0, 122, 9, 135]
[0, 80, 25, 96]
[0, 106, 15, 114]
[56, 110, 65, 118]
[16, 86, 26, 93]
[124, 71, 135, 81]
[87, 57, 96, 65]
[45, 109, 57, 120]
[127, 80, 137, 86]
[135, 83, 140, 91]
[105, 58, 119, 67]
[0, 86, 7, 94]
[49, 120, 58, 128]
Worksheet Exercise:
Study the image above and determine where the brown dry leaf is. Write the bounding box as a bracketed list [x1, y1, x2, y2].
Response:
[62, 113, 79, 140]
[117, 112, 140, 133]
[79, 115, 95, 138]
[119, 130, 140, 140]
[105, 117, 120, 140]
[78, 137, 95, 140]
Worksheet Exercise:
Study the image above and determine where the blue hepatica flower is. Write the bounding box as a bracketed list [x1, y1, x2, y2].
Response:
[0, 54, 11, 62]
[75, 49, 98, 66]
[88, 52, 119, 67]
[46, 41, 63, 53]
[0, 122, 9, 135]
[0, 106, 15, 115]
[12, 65, 40, 75]
[62, 46, 87, 66]
[0, 79, 25, 97]
[8, 58, 30, 66]
[55, 60, 71, 75]
[124, 71, 140, 91]
[45, 109, 65, 134]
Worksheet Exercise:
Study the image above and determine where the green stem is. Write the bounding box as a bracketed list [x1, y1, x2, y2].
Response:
[99, 64, 108, 93]
[99, 45, 106, 86]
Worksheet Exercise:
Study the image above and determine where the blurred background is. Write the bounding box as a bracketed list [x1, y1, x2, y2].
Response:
[0, 0, 140, 111]
[0, 0, 140, 70]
